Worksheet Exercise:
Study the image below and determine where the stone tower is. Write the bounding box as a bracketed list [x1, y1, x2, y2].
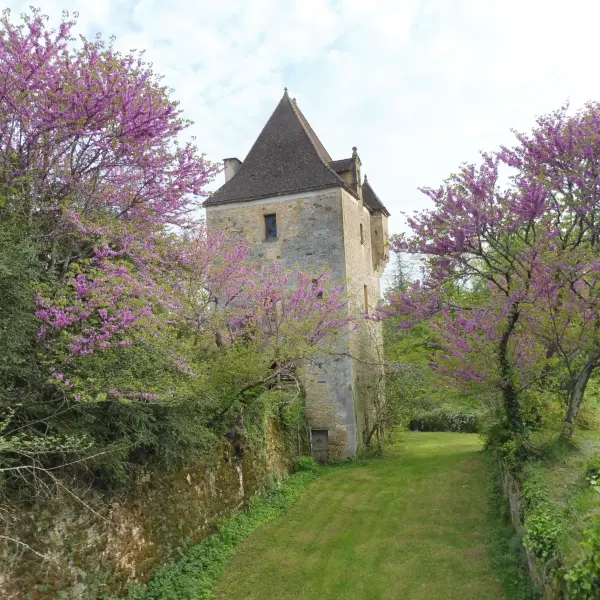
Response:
[204, 90, 390, 459]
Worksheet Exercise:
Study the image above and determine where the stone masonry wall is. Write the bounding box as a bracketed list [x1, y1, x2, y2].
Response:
[340, 188, 383, 318]
[205, 189, 346, 272]
[206, 188, 358, 458]
[340, 189, 386, 446]
[0, 422, 293, 600]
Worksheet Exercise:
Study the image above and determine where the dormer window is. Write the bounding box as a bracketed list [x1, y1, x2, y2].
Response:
[360, 223, 364, 245]
[264, 213, 277, 241]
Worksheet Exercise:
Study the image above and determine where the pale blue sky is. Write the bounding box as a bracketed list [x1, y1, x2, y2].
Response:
[4, 0, 600, 254]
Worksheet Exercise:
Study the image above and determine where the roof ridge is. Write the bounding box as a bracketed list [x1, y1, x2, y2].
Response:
[288, 96, 332, 162]
[287, 95, 353, 194]
[227, 95, 288, 179]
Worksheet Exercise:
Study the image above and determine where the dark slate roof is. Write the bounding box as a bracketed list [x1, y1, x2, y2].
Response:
[329, 158, 354, 173]
[205, 92, 350, 205]
[362, 177, 390, 216]
[293, 99, 332, 163]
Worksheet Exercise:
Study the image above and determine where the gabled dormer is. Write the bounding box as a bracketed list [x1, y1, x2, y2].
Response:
[329, 147, 362, 198]
[362, 175, 390, 271]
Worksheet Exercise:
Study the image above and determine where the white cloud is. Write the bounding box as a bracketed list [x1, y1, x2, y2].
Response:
[3, 0, 600, 247]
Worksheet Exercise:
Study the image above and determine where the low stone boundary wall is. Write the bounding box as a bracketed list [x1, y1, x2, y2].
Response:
[1, 424, 293, 599]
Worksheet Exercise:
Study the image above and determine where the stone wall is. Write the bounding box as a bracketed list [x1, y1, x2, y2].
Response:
[0, 421, 294, 600]
[340, 188, 382, 317]
[205, 188, 347, 276]
[340, 189, 386, 446]
[370, 211, 389, 271]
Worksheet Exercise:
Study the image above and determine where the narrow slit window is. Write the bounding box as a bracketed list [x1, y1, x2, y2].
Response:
[363, 284, 369, 314]
[264, 213, 277, 240]
[360, 223, 364, 245]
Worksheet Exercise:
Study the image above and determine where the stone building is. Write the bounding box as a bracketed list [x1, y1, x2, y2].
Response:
[204, 90, 390, 459]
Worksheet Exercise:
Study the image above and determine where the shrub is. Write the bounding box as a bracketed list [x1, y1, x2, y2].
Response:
[294, 456, 320, 472]
[585, 456, 600, 479]
[565, 519, 600, 600]
[585, 457, 600, 494]
[522, 475, 564, 568]
[408, 407, 480, 433]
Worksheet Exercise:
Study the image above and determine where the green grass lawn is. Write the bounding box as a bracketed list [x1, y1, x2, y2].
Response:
[213, 432, 506, 600]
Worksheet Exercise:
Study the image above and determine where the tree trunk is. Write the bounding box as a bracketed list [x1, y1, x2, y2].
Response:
[540, 342, 557, 389]
[564, 355, 599, 430]
[498, 308, 524, 434]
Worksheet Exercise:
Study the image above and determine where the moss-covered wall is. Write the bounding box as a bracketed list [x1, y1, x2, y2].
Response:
[0, 418, 296, 599]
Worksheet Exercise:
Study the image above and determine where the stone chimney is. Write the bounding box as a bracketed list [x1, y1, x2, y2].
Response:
[223, 157, 242, 183]
[351, 147, 362, 198]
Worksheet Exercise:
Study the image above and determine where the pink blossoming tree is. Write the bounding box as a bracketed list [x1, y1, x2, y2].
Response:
[388, 102, 600, 437]
[0, 9, 356, 563]
[0, 9, 348, 403]
[0, 8, 350, 483]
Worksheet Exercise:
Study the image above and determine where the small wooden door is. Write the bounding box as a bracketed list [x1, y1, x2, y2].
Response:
[311, 429, 329, 464]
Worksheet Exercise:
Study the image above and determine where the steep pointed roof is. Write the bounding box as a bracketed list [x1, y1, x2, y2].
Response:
[292, 98, 333, 164]
[362, 177, 390, 216]
[205, 92, 351, 206]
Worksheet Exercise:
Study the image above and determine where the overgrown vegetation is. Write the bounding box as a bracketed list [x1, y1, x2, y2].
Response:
[522, 474, 564, 566]
[485, 453, 539, 600]
[515, 431, 600, 598]
[565, 520, 600, 599]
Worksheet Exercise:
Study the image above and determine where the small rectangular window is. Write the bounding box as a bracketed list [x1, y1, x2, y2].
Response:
[360, 223, 364, 245]
[264, 213, 277, 240]
[363, 284, 369, 314]
[312, 279, 324, 299]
